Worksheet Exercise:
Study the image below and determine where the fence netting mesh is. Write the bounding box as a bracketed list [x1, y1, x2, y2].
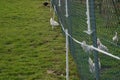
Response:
[50, 0, 120, 80]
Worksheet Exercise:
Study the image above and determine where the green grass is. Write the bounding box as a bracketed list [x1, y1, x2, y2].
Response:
[0, 0, 79, 80]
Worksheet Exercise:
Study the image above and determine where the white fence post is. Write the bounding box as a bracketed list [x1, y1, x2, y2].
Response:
[58, 0, 61, 7]
[65, 0, 69, 17]
[84, 0, 92, 34]
[65, 29, 69, 80]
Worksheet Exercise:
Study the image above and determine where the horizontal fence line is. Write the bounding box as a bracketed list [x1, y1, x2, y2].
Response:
[59, 19, 120, 60]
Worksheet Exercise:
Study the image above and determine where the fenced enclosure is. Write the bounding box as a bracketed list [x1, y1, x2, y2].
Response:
[50, 0, 120, 80]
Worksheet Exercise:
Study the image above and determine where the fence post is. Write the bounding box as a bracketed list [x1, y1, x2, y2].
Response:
[65, 29, 69, 80]
[89, 0, 100, 80]
[65, 0, 69, 17]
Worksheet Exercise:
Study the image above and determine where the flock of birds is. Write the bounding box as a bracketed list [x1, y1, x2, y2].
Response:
[81, 32, 119, 54]
[43, 0, 119, 75]
[81, 32, 119, 74]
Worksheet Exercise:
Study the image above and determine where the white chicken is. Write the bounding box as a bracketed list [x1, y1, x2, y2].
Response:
[88, 57, 95, 73]
[112, 32, 118, 44]
[88, 57, 101, 74]
[81, 41, 93, 53]
[97, 38, 108, 52]
[50, 18, 59, 29]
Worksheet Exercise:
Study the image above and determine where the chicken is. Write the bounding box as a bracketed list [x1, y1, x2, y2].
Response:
[97, 38, 101, 46]
[50, 18, 59, 29]
[112, 32, 118, 44]
[81, 41, 93, 53]
[88, 57, 101, 74]
[97, 38, 108, 52]
[88, 57, 95, 73]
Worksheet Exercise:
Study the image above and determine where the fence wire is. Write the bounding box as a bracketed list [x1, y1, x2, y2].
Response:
[50, 0, 120, 80]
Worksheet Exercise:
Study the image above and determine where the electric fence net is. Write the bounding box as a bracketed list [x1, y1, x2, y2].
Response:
[51, 0, 120, 80]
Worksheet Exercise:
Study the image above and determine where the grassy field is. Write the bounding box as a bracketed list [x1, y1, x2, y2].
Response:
[0, 0, 79, 80]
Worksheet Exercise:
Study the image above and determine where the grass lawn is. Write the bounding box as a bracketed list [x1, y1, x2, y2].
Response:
[0, 0, 79, 80]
